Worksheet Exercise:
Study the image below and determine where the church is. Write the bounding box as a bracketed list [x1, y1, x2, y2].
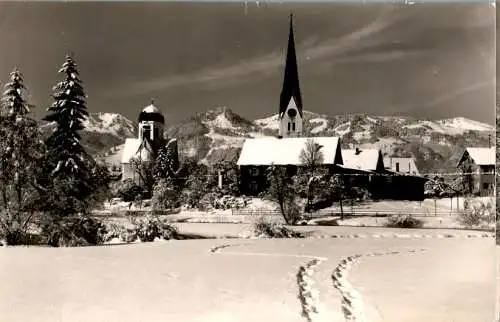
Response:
[237, 14, 344, 195]
[121, 100, 179, 185]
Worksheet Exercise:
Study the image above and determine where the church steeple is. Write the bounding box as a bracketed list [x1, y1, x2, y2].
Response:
[279, 13, 303, 118]
[278, 13, 304, 138]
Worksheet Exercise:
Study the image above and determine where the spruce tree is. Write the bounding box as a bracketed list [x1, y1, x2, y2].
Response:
[153, 138, 180, 182]
[44, 55, 89, 174]
[41, 55, 103, 217]
[0, 68, 45, 244]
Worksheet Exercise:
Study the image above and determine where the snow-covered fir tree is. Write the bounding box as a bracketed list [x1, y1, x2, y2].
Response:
[0, 68, 45, 244]
[153, 138, 181, 182]
[40, 55, 109, 217]
[44, 55, 89, 175]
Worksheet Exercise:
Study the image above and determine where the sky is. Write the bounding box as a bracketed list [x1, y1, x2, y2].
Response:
[0, 2, 495, 125]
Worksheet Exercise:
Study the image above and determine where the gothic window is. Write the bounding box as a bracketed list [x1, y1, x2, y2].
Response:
[395, 162, 400, 172]
[288, 122, 291, 131]
[292, 122, 296, 131]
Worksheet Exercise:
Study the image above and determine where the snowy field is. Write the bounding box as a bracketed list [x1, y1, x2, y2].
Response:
[0, 232, 495, 322]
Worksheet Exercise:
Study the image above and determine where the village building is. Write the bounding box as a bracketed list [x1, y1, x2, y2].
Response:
[384, 157, 420, 175]
[121, 100, 179, 185]
[238, 137, 343, 195]
[456, 147, 495, 196]
[340, 149, 426, 200]
[340, 148, 386, 197]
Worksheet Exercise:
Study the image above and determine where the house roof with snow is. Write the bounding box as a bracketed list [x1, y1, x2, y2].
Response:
[121, 138, 155, 164]
[384, 157, 420, 175]
[237, 137, 342, 166]
[342, 148, 385, 172]
[457, 147, 495, 167]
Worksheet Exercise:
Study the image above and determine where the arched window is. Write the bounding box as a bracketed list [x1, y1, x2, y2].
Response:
[142, 125, 151, 140]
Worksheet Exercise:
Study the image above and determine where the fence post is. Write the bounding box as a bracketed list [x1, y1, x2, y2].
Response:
[434, 198, 437, 217]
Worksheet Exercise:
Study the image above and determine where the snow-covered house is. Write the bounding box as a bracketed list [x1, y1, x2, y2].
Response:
[342, 148, 385, 173]
[340, 148, 426, 200]
[121, 101, 179, 185]
[456, 147, 495, 196]
[339, 148, 387, 198]
[237, 137, 343, 195]
[384, 157, 420, 175]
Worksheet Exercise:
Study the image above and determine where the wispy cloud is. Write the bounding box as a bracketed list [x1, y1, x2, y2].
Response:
[304, 6, 402, 61]
[332, 50, 424, 64]
[109, 7, 403, 97]
[424, 79, 494, 108]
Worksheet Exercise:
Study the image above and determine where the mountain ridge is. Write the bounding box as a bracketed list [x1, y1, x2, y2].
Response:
[53, 107, 493, 175]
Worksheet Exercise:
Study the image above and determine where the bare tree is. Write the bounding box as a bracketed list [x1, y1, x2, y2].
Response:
[299, 138, 324, 174]
[129, 159, 155, 198]
[329, 174, 346, 220]
[458, 159, 474, 196]
[266, 164, 301, 225]
[299, 139, 325, 211]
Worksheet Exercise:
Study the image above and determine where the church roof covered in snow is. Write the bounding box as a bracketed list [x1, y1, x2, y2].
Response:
[121, 138, 155, 164]
[138, 100, 165, 124]
[237, 137, 342, 166]
[458, 147, 495, 167]
[342, 148, 384, 172]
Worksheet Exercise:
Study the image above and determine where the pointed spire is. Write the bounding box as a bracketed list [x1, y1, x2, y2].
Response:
[279, 13, 303, 118]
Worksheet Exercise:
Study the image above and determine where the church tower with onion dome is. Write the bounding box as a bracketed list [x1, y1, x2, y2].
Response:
[121, 99, 179, 185]
[138, 99, 166, 154]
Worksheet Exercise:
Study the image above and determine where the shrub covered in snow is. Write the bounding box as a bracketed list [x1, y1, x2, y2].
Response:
[131, 215, 178, 242]
[250, 216, 303, 238]
[385, 215, 424, 229]
[458, 197, 494, 229]
[197, 192, 219, 211]
[41, 215, 108, 247]
[214, 195, 249, 210]
[116, 179, 146, 202]
[152, 179, 181, 210]
[1, 226, 44, 246]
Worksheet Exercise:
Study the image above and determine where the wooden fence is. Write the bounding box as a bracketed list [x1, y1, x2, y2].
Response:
[230, 208, 462, 218]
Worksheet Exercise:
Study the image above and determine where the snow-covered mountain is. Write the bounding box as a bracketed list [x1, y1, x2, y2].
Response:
[41, 112, 136, 138]
[41, 112, 137, 157]
[82, 113, 136, 138]
[82, 107, 493, 174]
